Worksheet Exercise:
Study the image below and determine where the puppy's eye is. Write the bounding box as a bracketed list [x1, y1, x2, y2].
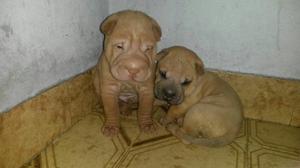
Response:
[181, 79, 192, 86]
[145, 46, 153, 52]
[115, 43, 124, 50]
[159, 70, 167, 79]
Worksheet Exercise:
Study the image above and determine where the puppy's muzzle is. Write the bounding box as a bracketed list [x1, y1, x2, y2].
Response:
[155, 80, 183, 105]
[162, 87, 177, 101]
[111, 57, 151, 82]
[161, 86, 182, 105]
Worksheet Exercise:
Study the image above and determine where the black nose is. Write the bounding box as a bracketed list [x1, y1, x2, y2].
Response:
[163, 88, 176, 99]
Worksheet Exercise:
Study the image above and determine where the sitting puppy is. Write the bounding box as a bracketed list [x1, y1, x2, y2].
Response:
[93, 10, 162, 137]
[155, 46, 243, 147]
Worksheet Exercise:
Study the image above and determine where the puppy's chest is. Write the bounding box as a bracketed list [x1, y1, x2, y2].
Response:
[119, 83, 138, 104]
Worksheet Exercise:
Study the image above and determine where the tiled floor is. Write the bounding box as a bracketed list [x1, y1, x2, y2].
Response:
[23, 107, 300, 168]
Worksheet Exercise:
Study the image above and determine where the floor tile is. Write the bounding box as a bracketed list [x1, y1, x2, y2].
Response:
[248, 120, 300, 168]
[22, 110, 300, 168]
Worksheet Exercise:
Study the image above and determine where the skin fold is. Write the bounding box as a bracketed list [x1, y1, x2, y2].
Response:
[93, 10, 162, 137]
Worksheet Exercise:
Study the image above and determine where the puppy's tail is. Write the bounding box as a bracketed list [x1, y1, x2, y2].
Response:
[176, 129, 238, 147]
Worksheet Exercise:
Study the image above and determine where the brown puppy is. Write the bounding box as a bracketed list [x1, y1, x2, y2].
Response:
[155, 46, 243, 147]
[93, 10, 162, 137]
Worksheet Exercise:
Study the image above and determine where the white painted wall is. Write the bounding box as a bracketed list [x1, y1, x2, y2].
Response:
[0, 0, 108, 112]
[1, 1, 300, 113]
[110, 0, 300, 79]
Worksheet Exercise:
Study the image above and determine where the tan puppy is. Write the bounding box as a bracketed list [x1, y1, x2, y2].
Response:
[155, 46, 243, 147]
[93, 10, 161, 137]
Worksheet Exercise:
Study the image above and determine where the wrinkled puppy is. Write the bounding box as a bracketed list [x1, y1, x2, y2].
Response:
[93, 10, 161, 137]
[155, 46, 243, 147]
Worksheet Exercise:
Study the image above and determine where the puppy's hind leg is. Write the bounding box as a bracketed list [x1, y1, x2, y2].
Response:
[178, 103, 236, 147]
[166, 124, 191, 144]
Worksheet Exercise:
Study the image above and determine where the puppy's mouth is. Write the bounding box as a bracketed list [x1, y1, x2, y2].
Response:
[163, 96, 182, 105]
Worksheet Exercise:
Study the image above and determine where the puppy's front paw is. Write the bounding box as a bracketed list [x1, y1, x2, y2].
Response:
[166, 123, 179, 134]
[140, 121, 156, 133]
[102, 124, 120, 137]
[159, 116, 173, 126]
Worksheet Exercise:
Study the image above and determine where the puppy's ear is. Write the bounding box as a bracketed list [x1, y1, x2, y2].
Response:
[195, 59, 204, 76]
[156, 48, 169, 62]
[150, 19, 162, 41]
[100, 14, 119, 35]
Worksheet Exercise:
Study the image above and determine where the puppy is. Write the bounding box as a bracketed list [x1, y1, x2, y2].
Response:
[93, 10, 162, 136]
[155, 46, 243, 147]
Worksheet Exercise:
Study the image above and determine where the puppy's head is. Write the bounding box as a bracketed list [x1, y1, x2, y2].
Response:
[100, 10, 162, 82]
[154, 46, 204, 105]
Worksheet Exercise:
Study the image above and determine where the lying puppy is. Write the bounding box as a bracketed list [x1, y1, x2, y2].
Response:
[93, 10, 162, 137]
[155, 46, 243, 147]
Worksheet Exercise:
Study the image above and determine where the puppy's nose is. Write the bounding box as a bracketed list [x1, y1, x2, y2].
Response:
[127, 67, 140, 75]
[125, 63, 141, 76]
[124, 59, 146, 75]
[163, 88, 176, 99]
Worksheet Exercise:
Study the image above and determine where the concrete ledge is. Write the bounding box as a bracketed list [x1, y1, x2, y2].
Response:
[0, 70, 98, 168]
[215, 70, 300, 127]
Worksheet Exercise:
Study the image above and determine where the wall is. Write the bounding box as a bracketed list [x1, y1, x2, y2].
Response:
[1, 0, 300, 113]
[109, 0, 300, 79]
[0, 0, 108, 112]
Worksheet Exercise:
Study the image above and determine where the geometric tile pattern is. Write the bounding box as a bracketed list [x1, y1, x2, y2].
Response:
[22, 108, 300, 168]
[248, 120, 300, 168]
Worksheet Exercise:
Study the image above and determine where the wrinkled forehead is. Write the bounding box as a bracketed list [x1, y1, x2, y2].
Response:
[159, 54, 195, 78]
[160, 53, 193, 68]
[111, 19, 156, 42]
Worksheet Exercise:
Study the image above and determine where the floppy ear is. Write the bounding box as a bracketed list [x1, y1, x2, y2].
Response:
[150, 19, 162, 41]
[100, 14, 119, 35]
[195, 59, 204, 76]
[156, 48, 169, 62]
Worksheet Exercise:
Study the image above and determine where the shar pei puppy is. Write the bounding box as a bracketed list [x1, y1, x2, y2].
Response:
[155, 46, 243, 147]
[94, 10, 162, 136]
